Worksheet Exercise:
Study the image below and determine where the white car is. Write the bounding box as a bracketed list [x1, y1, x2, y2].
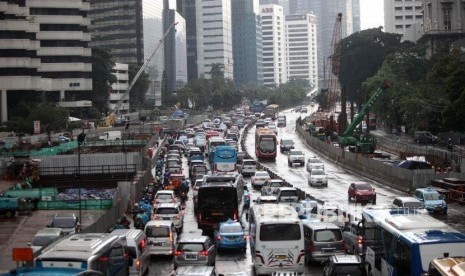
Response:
[267, 124, 278, 135]
[288, 149, 305, 166]
[153, 190, 177, 207]
[306, 157, 325, 172]
[251, 171, 271, 189]
[308, 169, 328, 187]
[152, 203, 184, 233]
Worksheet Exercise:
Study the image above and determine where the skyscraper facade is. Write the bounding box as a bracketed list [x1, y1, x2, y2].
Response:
[195, 0, 234, 79]
[0, 0, 92, 122]
[232, 0, 264, 88]
[260, 4, 287, 88]
[177, 0, 198, 82]
[164, 9, 188, 92]
[88, 0, 144, 65]
[285, 13, 318, 88]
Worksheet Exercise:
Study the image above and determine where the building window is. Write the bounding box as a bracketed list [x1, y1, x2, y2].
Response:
[443, 4, 452, 30]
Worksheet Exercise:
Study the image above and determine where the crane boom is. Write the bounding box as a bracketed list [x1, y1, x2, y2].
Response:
[113, 21, 178, 113]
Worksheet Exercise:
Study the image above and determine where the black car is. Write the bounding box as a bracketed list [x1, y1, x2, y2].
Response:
[279, 139, 295, 152]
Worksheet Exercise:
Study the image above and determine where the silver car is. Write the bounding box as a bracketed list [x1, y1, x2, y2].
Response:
[174, 236, 216, 269]
[153, 203, 184, 233]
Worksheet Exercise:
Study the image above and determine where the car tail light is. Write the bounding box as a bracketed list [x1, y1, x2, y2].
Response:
[233, 211, 238, 221]
[357, 236, 363, 244]
[309, 241, 314, 252]
[99, 256, 109, 262]
[217, 236, 222, 241]
[174, 250, 183, 256]
[136, 259, 140, 270]
[170, 232, 173, 243]
[200, 250, 209, 256]
[243, 235, 247, 240]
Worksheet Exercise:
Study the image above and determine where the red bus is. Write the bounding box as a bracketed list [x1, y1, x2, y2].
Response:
[255, 128, 277, 160]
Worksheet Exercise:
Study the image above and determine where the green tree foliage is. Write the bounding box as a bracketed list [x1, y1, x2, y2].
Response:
[339, 28, 402, 103]
[5, 103, 69, 134]
[128, 64, 150, 111]
[91, 47, 116, 112]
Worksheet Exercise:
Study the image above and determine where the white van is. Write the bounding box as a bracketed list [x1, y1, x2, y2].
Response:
[111, 229, 150, 276]
[99, 130, 122, 141]
[248, 204, 305, 275]
[29, 228, 64, 253]
[145, 220, 177, 256]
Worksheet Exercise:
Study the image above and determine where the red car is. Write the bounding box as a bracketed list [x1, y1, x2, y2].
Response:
[348, 182, 376, 204]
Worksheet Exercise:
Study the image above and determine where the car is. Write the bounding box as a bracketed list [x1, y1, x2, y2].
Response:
[254, 195, 278, 205]
[260, 179, 286, 196]
[145, 220, 177, 257]
[255, 119, 265, 128]
[48, 212, 80, 236]
[152, 202, 184, 233]
[172, 266, 219, 276]
[267, 124, 278, 135]
[275, 187, 300, 207]
[287, 149, 305, 166]
[251, 171, 271, 189]
[413, 187, 447, 214]
[225, 132, 239, 142]
[213, 219, 247, 251]
[237, 159, 257, 177]
[58, 135, 71, 143]
[279, 139, 295, 152]
[322, 254, 367, 276]
[301, 106, 308, 113]
[392, 196, 427, 213]
[244, 186, 251, 208]
[192, 179, 204, 212]
[154, 190, 177, 207]
[306, 157, 324, 172]
[302, 221, 345, 264]
[29, 228, 64, 253]
[264, 118, 272, 125]
[174, 236, 217, 269]
[294, 106, 302, 112]
[294, 199, 318, 220]
[110, 229, 151, 276]
[307, 169, 328, 187]
[348, 182, 376, 204]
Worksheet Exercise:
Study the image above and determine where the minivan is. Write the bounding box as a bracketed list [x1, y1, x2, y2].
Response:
[302, 221, 345, 264]
[144, 220, 177, 256]
[414, 131, 438, 144]
[29, 227, 64, 253]
[111, 229, 150, 276]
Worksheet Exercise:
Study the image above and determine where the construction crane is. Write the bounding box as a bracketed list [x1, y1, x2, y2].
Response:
[327, 13, 342, 113]
[112, 21, 178, 115]
[338, 82, 390, 153]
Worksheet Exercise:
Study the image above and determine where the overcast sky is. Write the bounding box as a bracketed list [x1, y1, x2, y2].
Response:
[360, 0, 384, 30]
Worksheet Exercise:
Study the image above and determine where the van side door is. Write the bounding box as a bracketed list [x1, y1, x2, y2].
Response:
[108, 244, 128, 276]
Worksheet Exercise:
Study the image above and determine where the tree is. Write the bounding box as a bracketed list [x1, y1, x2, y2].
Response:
[5, 103, 69, 134]
[128, 64, 150, 111]
[339, 28, 402, 103]
[91, 47, 116, 112]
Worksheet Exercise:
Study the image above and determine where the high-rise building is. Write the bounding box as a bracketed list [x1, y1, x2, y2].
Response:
[384, 0, 423, 41]
[177, 0, 198, 82]
[285, 14, 318, 88]
[195, 0, 234, 79]
[88, 0, 144, 65]
[164, 9, 188, 92]
[109, 63, 129, 112]
[0, 0, 92, 122]
[288, 0, 360, 87]
[260, 4, 287, 88]
[232, 0, 264, 88]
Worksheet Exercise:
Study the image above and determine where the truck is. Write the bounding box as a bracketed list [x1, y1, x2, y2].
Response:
[0, 196, 33, 218]
[338, 82, 390, 153]
[98, 130, 122, 141]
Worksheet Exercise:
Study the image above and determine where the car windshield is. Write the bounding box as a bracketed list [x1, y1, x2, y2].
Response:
[356, 184, 372, 190]
[270, 182, 283, 187]
[52, 218, 75, 228]
[178, 243, 204, 252]
[281, 140, 293, 145]
[221, 224, 243, 233]
[156, 194, 173, 200]
[155, 208, 179, 214]
[291, 151, 303, 155]
[259, 139, 276, 152]
[310, 159, 322, 163]
[312, 170, 325, 176]
[256, 172, 269, 178]
[424, 193, 441, 200]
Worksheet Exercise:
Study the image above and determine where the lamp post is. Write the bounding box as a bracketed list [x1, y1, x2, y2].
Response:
[77, 132, 86, 225]
[124, 122, 130, 183]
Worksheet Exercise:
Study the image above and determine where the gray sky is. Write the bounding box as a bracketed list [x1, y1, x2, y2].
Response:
[360, 0, 384, 30]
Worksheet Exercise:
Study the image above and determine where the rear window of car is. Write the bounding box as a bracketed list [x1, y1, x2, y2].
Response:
[243, 160, 256, 165]
[146, 226, 170, 237]
[221, 224, 242, 233]
[155, 208, 179, 214]
[156, 193, 173, 199]
[178, 242, 204, 251]
[279, 190, 298, 197]
[256, 172, 269, 177]
[314, 229, 342, 242]
[355, 184, 372, 190]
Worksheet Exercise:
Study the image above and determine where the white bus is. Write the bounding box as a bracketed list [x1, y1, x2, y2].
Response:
[248, 204, 305, 275]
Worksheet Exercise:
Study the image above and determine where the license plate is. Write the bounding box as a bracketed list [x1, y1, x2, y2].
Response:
[163, 217, 171, 220]
[275, 255, 287, 260]
[211, 212, 223, 216]
[185, 253, 198, 260]
[228, 237, 236, 240]
[322, 249, 334, 253]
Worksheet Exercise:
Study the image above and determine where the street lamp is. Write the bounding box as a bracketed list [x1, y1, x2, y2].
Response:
[77, 132, 86, 225]
[124, 122, 130, 183]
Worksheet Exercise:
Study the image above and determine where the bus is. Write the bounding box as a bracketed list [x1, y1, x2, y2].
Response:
[248, 204, 305, 275]
[264, 104, 279, 120]
[206, 136, 226, 163]
[255, 128, 277, 159]
[361, 208, 465, 276]
[197, 173, 244, 231]
[212, 145, 237, 173]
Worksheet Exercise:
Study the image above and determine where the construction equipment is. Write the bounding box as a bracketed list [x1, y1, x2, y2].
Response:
[113, 21, 178, 115]
[338, 82, 390, 153]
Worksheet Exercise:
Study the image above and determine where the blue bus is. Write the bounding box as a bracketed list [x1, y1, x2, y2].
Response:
[212, 145, 237, 173]
[361, 208, 465, 276]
